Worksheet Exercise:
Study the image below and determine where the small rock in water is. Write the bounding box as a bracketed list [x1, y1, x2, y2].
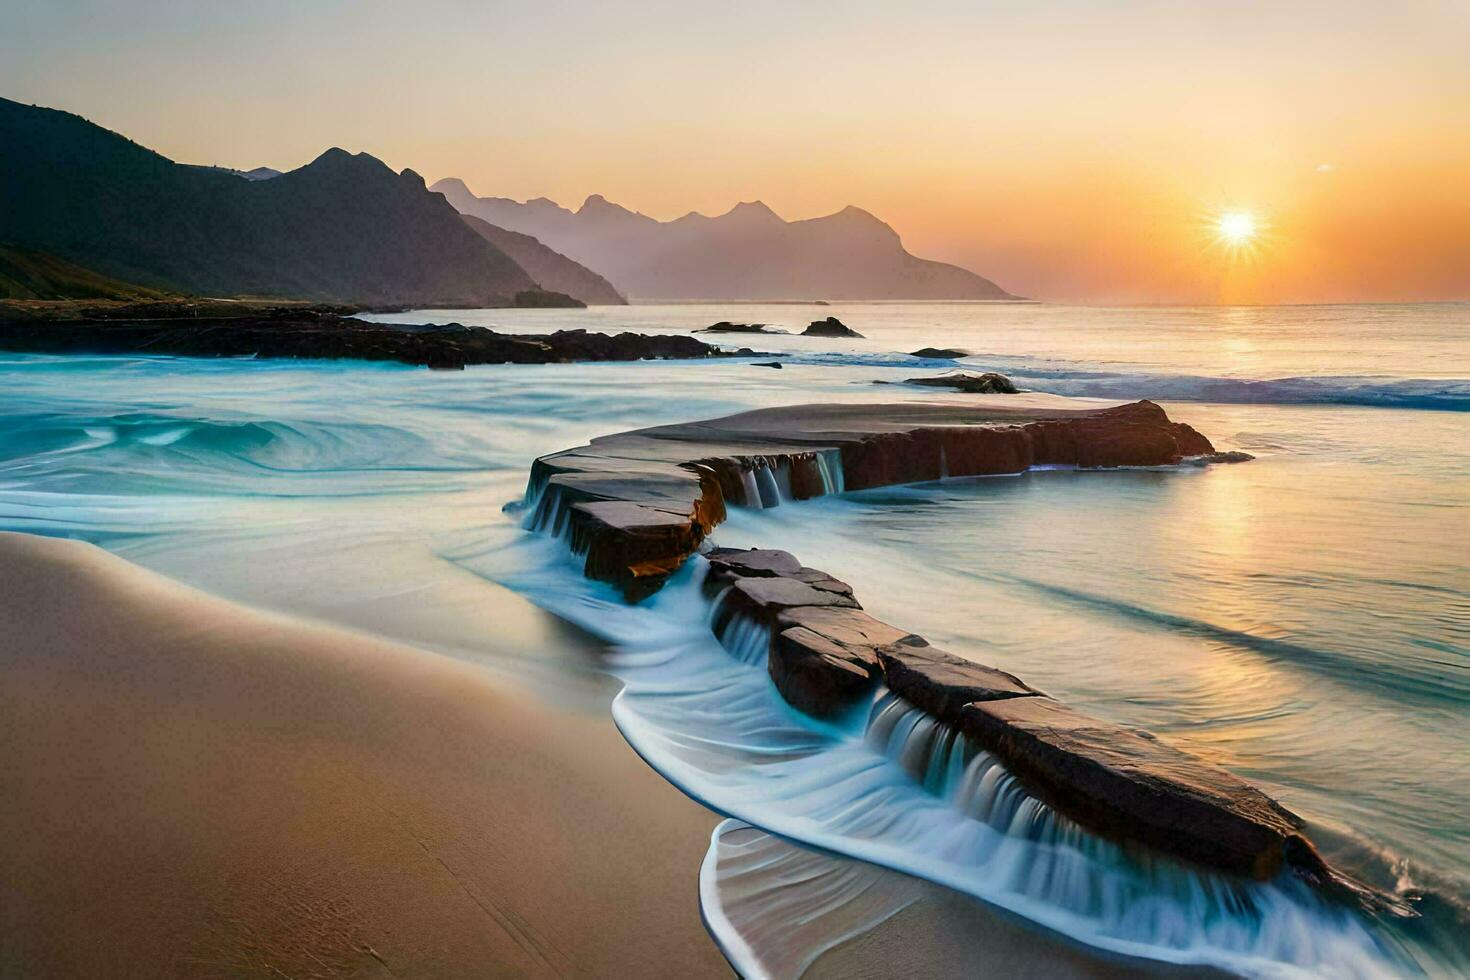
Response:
[904, 371, 1019, 394]
[802, 316, 863, 338]
[909, 347, 971, 359]
[1183, 450, 1256, 465]
[698, 321, 773, 334]
[751, 361, 784, 369]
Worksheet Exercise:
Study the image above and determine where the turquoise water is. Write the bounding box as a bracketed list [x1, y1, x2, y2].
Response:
[1, 302, 1465, 975]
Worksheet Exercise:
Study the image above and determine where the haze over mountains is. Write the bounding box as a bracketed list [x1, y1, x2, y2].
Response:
[432, 178, 1018, 302]
[0, 98, 601, 307]
[459, 215, 625, 306]
[0, 96, 1016, 307]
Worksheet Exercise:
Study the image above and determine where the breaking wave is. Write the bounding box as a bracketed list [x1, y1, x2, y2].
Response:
[778, 350, 1470, 411]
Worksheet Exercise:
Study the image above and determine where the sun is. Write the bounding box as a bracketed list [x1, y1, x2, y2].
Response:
[1216, 211, 1258, 247]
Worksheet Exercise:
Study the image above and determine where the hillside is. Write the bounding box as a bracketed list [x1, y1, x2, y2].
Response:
[432, 178, 1018, 302]
[0, 98, 542, 306]
[460, 215, 624, 305]
[0, 245, 174, 301]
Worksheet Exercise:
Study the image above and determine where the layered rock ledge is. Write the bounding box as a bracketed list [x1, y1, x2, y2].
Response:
[526, 399, 1235, 599]
[516, 399, 1401, 908]
[0, 310, 747, 368]
[701, 545, 1382, 908]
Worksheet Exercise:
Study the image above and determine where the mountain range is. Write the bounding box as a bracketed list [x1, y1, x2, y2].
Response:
[431, 178, 1018, 302]
[0, 98, 612, 306]
[1, 96, 1015, 307]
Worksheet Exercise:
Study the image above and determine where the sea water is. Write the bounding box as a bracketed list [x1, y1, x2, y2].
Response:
[0, 302, 1465, 975]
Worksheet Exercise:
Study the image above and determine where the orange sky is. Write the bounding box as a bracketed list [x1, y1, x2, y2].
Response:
[3, 0, 1467, 304]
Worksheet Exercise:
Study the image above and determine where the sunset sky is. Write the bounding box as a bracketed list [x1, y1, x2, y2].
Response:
[4, 0, 1467, 304]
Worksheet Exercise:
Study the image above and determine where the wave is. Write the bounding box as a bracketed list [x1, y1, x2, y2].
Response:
[0, 412, 494, 497]
[1000, 575, 1470, 708]
[774, 351, 1470, 410]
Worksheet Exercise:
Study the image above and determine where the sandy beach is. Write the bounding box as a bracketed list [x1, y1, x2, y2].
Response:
[0, 532, 731, 978]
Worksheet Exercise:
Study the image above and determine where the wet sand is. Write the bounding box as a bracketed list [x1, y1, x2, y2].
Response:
[0, 532, 731, 978]
[0, 531, 1223, 978]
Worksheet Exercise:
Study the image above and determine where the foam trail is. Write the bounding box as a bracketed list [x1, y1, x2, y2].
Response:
[699, 819, 923, 979]
[467, 540, 1429, 978]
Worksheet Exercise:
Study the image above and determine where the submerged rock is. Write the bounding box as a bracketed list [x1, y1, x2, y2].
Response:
[1192, 450, 1256, 464]
[751, 361, 784, 369]
[698, 321, 776, 334]
[802, 316, 864, 338]
[909, 347, 971, 359]
[904, 371, 1019, 394]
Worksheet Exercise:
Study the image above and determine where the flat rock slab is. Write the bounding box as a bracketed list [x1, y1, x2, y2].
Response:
[958, 696, 1305, 878]
[776, 606, 913, 649]
[707, 547, 802, 578]
[530, 400, 1224, 597]
[878, 642, 1042, 719]
[726, 576, 860, 614]
[770, 607, 917, 718]
[772, 627, 884, 718]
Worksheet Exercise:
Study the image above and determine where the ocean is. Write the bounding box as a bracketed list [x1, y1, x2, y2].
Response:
[1, 302, 1465, 976]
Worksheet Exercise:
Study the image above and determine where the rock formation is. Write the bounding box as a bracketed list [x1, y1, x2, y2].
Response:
[0, 311, 745, 368]
[697, 322, 779, 334]
[525, 400, 1227, 600]
[902, 371, 1019, 394]
[522, 400, 1390, 909]
[802, 317, 863, 338]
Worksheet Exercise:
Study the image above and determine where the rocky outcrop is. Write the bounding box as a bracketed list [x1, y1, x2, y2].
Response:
[0, 312, 747, 369]
[802, 317, 863, 338]
[525, 400, 1226, 599]
[520, 406, 1390, 906]
[877, 640, 1040, 716]
[957, 695, 1310, 878]
[698, 545, 1381, 907]
[698, 321, 779, 334]
[909, 347, 970, 359]
[902, 371, 1019, 394]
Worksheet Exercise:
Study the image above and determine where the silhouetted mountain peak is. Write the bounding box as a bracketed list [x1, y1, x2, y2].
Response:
[430, 169, 1016, 301]
[1, 99, 541, 305]
[433, 176, 473, 196]
[302, 147, 395, 181]
[832, 204, 885, 226]
[721, 200, 782, 224]
[578, 193, 629, 216]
